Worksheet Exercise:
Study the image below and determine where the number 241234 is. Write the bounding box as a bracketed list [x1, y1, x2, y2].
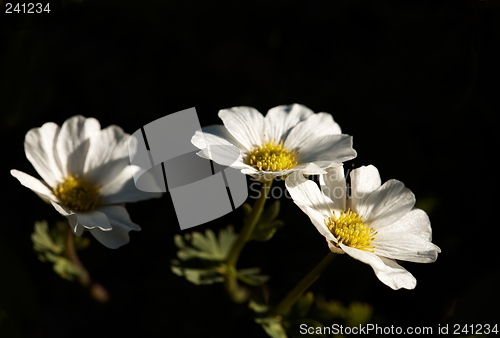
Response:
[5, 3, 51, 13]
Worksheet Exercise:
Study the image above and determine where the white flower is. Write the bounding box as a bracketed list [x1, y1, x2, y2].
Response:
[285, 165, 441, 290]
[11, 115, 162, 249]
[191, 104, 356, 181]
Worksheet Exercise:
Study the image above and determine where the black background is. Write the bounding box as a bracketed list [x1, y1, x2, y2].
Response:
[1, 0, 499, 337]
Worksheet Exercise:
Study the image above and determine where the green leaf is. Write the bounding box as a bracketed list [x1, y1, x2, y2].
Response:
[249, 299, 270, 314]
[51, 256, 86, 281]
[259, 200, 281, 225]
[31, 220, 86, 281]
[171, 260, 225, 285]
[294, 291, 314, 318]
[176, 226, 236, 262]
[172, 226, 266, 286]
[236, 267, 269, 286]
[257, 220, 285, 241]
[31, 221, 63, 254]
[255, 317, 288, 338]
[242, 203, 252, 219]
[251, 200, 284, 242]
[345, 301, 373, 327]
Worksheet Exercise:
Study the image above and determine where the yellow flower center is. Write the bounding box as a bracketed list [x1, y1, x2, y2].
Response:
[246, 140, 298, 172]
[53, 174, 102, 212]
[324, 210, 377, 252]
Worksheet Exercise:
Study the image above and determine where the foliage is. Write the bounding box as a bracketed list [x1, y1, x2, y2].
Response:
[171, 225, 269, 286]
[31, 220, 88, 281]
[253, 292, 373, 338]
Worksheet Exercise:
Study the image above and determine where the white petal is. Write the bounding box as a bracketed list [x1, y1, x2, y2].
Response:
[24, 122, 64, 186]
[88, 205, 140, 249]
[76, 210, 112, 231]
[100, 165, 163, 204]
[198, 144, 246, 168]
[263, 103, 314, 143]
[10, 170, 56, 201]
[83, 125, 130, 184]
[373, 235, 440, 263]
[218, 107, 265, 151]
[373, 208, 440, 263]
[50, 201, 80, 235]
[191, 124, 245, 151]
[340, 244, 417, 290]
[284, 112, 342, 151]
[327, 240, 345, 254]
[295, 134, 356, 168]
[320, 166, 346, 213]
[287, 162, 328, 176]
[348, 165, 381, 212]
[359, 179, 416, 230]
[377, 208, 433, 240]
[285, 173, 336, 242]
[56, 116, 101, 177]
[73, 222, 84, 236]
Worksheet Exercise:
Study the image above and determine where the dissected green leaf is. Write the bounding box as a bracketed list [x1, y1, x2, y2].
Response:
[171, 226, 267, 286]
[236, 267, 269, 286]
[176, 226, 236, 262]
[171, 260, 225, 285]
[257, 292, 373, 338]
[52, 256, 86, 281]
[31, 221, 63, 254]
[31, 220, 86, 281]
[255, 317, 288, 338]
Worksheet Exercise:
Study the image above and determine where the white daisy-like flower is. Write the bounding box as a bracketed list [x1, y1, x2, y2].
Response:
[191, 104, 357, 181]
[11, 115, 162, 249]
[285, 165, 441, 290]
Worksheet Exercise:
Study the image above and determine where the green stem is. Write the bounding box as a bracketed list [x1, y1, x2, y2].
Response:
[65, 226, 110, 303]
[224, 180, 273, 301]
[268, 252, 336, 318]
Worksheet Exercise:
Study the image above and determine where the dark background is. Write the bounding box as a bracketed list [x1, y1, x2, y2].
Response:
[1, 0, 499, 337]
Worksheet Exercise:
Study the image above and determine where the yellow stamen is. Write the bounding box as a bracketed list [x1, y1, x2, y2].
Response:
[245, 140, 298, 172]
[324, 209, 377, 252]
[53, 174, 102, 212]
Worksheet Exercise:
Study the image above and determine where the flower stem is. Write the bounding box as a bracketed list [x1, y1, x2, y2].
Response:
[268, 251, 336, 318]
[224, 180, 273, 302]
[65, 226, 110, 303]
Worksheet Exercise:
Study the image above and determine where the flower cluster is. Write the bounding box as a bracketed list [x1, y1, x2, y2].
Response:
[12, 104, 440, 292]
[192, 103, 440, 290]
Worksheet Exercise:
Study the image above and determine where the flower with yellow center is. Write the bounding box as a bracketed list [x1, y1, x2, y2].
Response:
[285, 165, 441, 290]
[191, 104, 357, 182]
[11, 115, 162, 249]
